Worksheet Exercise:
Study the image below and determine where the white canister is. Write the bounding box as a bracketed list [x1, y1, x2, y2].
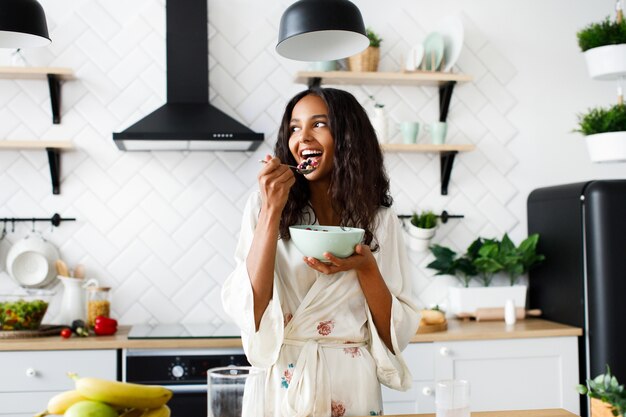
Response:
[371, 107, 388, 143]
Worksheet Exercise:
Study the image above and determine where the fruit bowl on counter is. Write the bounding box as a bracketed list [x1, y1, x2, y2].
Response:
[0, 290, 53, 331]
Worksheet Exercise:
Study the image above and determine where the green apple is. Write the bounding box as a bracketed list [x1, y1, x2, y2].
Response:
[65, 400, 118, 417]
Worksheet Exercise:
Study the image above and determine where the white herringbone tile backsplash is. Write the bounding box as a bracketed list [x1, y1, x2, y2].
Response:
[0, 0, 620, 325]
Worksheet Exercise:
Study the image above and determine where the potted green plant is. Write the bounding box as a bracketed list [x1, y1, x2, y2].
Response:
[428, 234, 544, 315]
[577, 366, 626, 417]
[406, 210, 438, 252]
[578, 14, 626, 80]
[427, 239, 481, 287]
[349, 27, 383, 72]
[576, 104, 626, 163]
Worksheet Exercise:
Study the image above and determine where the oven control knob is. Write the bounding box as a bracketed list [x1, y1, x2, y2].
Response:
[171, 365, 185, 378]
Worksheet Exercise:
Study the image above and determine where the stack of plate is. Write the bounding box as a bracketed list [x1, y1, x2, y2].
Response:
[5, 236, 59, 288]
[405, 15, 464, 72]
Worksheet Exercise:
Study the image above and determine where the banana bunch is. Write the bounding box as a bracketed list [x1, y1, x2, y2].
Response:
[34, 373, 173, 417]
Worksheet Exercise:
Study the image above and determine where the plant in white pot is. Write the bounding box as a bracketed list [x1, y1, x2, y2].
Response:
[576, 104, 626, 163]
[428, 234, 545, 315]
[407, 211, 438, 252]
[427, 239, 482, 288]
[578, 13, 626, 80]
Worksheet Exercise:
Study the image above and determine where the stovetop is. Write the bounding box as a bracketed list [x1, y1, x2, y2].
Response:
[127, 323, 241, 339]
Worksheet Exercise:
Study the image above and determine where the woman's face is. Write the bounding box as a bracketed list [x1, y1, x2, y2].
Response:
[288, 94, 335, 181]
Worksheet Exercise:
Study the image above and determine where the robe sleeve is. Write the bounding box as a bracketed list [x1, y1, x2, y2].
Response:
[367, 207, 420, 391]
[221, 192, 285, 369]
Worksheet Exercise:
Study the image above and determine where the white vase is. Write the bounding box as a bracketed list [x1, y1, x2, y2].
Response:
[371, 107, 388, 143]
[583, 44, 626, 80]
[448, 285, 528, 315]
[585, 131, 626, 163]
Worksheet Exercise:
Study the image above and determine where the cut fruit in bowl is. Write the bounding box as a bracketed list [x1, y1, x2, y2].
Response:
[289, 225, 365, 262]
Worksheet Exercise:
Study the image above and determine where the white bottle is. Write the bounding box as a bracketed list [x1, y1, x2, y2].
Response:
[371, 106, 388, 143]
[504, 299, 516, 325]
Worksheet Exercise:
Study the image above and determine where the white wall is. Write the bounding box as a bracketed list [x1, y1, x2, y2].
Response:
[0, 0, 623, 324]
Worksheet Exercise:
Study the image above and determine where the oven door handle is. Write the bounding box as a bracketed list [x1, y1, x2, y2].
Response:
[162, 384, 207, 393]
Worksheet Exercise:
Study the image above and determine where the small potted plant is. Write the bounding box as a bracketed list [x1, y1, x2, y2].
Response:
[427, 240, 480, 288]
[349, 27, 383, 72]
[406, 210, 438, 252]
[578, 12, 626, 80]
[576, 104, 626, 163]
[577, 365, 626, 417]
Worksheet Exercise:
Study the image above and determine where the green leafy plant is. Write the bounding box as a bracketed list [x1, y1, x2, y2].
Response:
[576, 104, 626, 136]
[366, 28, 383, 48]
[410, 211, 437, 229]
[577, 365, 626, 416]
[428, 234, 544, 287]
[427, 239, 482, 287]
[368, 95, 384, 108]
[577, 17, 626, 52]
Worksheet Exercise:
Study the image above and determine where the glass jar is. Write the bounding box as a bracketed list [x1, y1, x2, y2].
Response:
[86, 286, 111, 328]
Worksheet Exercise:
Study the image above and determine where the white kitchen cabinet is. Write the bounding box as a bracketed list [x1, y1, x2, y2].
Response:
[383, 336, 580, 415]
[0, 349, 117, 416]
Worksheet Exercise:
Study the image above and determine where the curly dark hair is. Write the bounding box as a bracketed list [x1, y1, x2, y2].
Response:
[274, 87, 392, 250]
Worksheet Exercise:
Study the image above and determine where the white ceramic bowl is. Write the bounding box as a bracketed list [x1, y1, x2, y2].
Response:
[6, 236, 60, 288]
[289, 225, 365, 262]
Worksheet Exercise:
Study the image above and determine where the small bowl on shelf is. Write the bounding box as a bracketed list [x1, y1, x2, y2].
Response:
[289, 225, 365, 262]
[0, 291, 53, 331]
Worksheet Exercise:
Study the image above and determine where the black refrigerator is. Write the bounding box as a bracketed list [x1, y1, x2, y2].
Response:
[527, 180, 626, 417]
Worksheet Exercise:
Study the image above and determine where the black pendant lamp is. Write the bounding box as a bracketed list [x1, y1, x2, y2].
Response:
[276, 0, 369, 62]
[0, 0, 51, 48]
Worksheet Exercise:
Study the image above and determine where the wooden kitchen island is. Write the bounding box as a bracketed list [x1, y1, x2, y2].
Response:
[381, 410, 578, 417]
[0, 319, 582, 416]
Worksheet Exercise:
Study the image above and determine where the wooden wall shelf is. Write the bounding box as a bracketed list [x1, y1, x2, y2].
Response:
[381, 144, 475, 153]
[295, 71, 472, 87]
[0, 140, 73, 195]
[0, 67, 75, 124]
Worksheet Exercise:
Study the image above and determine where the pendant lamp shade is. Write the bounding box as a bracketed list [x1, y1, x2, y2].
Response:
[0, 0, 50, 48]
[276, 0, 368, 62]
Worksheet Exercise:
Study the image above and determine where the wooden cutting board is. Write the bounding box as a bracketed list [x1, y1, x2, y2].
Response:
[416, 320, 448, 333]
[0, 325, 65, 339]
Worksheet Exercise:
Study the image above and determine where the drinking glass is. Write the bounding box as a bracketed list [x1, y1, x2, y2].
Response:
[436, 379, 470, 417]
[208, 366, 265, 417]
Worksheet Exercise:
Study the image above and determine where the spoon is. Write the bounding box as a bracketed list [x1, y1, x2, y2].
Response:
[259, 158, 319, 175]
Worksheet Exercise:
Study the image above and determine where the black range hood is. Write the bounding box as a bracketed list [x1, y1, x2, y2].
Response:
[113, 0, 263, 151]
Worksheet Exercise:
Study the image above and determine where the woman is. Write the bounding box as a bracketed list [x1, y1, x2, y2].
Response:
[222, 87, 419, 417]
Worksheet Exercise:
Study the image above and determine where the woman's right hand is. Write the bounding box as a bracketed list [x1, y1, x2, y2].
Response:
[258, 155, 295, 214]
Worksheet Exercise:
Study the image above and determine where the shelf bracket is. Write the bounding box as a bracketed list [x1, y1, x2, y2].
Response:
[47, 74, 62, 124]
[439, 81, 457, 122]
[308, 77, 322, 88]
[45, 147, 62, 195]
[440, 151, 458, 195]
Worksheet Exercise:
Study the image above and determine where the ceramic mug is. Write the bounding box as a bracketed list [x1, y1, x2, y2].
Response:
[400, 121, 420, 144]
[429, 121, 448, 145]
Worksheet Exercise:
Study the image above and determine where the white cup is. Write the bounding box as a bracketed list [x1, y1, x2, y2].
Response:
[436, 379, 470, 417]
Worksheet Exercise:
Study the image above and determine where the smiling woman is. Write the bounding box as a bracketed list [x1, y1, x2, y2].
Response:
[222, 87, 420, 417]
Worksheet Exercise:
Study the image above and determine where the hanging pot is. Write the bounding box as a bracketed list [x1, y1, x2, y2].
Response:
[5, 235, 60, 288]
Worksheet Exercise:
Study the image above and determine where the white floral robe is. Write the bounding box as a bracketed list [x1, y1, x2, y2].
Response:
[222, 192, 420, 417]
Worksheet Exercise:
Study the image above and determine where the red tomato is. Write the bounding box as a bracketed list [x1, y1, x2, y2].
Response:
[60, 328, 72, 338]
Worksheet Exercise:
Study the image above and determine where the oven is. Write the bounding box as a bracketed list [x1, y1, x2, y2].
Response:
[123, 348, 249, 417]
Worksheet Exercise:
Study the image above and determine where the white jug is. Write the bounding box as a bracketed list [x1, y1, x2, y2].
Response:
[56, 276, 97, 325]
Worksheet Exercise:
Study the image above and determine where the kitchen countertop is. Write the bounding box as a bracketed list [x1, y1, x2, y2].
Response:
[0, 318, 582, 351]
[379, 409, 577, 417]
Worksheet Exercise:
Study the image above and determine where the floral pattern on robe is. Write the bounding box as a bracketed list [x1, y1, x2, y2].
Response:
[222, 192, 420, 417]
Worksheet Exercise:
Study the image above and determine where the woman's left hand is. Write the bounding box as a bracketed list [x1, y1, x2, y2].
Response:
[303, 244, 377, 275]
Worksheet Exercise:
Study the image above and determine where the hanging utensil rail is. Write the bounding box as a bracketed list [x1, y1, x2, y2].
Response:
[0, 213, 76, 228]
